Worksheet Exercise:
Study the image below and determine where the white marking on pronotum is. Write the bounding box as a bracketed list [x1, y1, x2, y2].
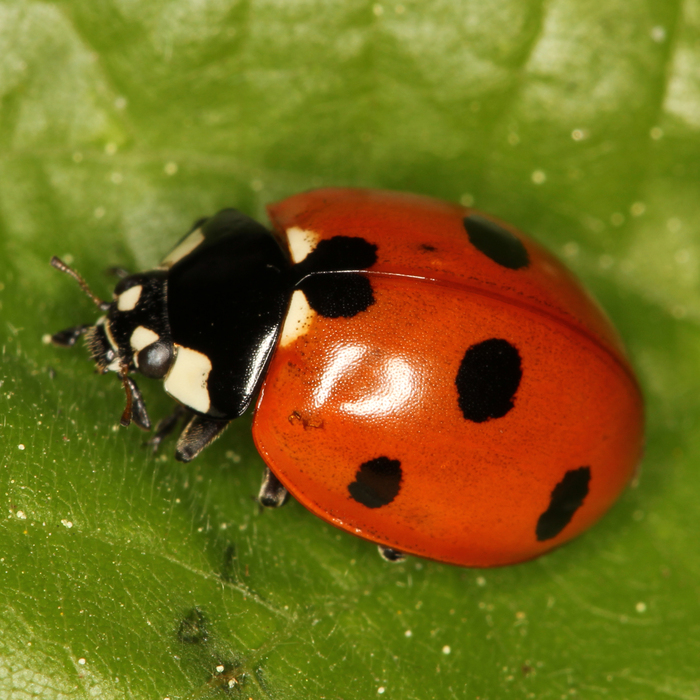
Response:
[160, 228, 205, 269]
[130, 325, 159, 356]
[163, 345, 212, 414]
[286, 227, 319, 263]
[117, 284, 142, 311]
[280, 290, 316, 347]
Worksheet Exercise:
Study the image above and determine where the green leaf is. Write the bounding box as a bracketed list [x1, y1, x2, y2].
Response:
[1, 0, 698, 698]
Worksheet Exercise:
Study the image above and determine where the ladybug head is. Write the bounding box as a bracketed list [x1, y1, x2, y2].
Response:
[50, 257, 174, 430]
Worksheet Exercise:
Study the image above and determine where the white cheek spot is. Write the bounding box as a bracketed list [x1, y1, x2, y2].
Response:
[280, 290, 316, 347]
[286, 227, 319, 263]
[160, 228, 205, 268]
[130, 326, 159, 353]
[117, 284, 142, 311]
[164, 345, 212, 414]
[100, 317, 120, 356]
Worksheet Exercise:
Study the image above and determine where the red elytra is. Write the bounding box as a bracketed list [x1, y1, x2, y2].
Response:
[251, 188, 644, 567]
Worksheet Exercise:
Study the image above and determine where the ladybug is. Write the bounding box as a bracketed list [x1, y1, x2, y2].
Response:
[51, 188, 644, 567]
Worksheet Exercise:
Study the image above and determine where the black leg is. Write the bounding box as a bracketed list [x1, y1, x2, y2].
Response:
[147, 404, 189, 451]
[258, 467, 290, 508]
[378, 545, 405, 563]
[175, 414, 229, 462]
[120, 375, 151, 430]
[51, 324, 92, 347]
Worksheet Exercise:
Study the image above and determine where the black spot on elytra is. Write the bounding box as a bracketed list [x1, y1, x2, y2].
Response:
[297, 236, 378, 274]
[456, 338, 522, 422]
[300, 273, 374, 318]
[348, 457, 402, 508]
[178, 607, 209, 644]
[464, 214, 529, 270]
[293, 235, 378, 319]
[536, 467, 591, 541]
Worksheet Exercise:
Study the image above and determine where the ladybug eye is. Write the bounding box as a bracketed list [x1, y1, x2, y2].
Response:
[137, 340, 173, 379]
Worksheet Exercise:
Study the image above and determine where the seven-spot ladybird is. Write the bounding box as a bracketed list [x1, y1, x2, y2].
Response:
[51, 188, 644, 567]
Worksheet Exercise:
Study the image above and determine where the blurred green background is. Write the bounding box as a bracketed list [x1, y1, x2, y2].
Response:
[1, 0, 699, 698]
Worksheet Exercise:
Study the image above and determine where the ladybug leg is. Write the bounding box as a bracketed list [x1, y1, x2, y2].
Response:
[50, 324, 92, 347]
[175, 414, 229, 462]
[147, 404, 190, 452]
[258, 468, 290, 508]
[120, 375, 151, 430]
[378, 545, 405, 563]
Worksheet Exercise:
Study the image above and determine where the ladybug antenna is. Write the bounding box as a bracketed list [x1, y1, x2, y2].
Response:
[51, 256, 111, 312]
